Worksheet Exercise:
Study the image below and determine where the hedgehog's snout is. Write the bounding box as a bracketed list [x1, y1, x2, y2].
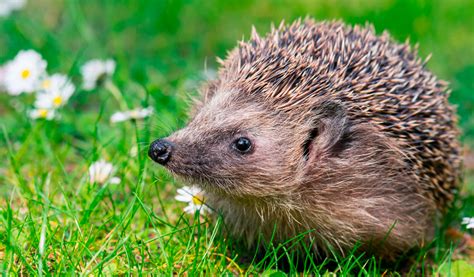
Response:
[148, 139, 173, 165]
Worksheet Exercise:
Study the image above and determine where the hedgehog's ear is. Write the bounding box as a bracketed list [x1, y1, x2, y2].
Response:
[303, 100, 350, 162]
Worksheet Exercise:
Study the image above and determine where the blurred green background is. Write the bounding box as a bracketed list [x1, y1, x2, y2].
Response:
[1, 0, 473, 142]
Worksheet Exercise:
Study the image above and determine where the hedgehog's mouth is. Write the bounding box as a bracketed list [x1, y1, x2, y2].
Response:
[165, 162, 238, 194]
[158, 150, 239, 192]
[165, 160, 205, 179]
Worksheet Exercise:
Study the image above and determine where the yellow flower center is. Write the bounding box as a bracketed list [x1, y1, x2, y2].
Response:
[192, 195, 204, 205]
[38, 109, 49, 118]
[21, 69, 31, 79]
[42, 79, 51, 89]
[53, 96, 63, 106]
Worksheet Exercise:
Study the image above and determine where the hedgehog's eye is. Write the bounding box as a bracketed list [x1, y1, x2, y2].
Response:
[232, 137, 252, 154]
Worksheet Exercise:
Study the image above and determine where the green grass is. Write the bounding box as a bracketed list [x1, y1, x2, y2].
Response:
[0, 0, 473, 275]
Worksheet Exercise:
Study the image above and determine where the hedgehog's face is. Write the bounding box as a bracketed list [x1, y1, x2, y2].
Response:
[149, 88, 349, 198]
[149, 90, 306, 197]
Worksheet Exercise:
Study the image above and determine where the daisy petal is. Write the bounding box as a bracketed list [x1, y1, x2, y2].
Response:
[109, 177, 121, 184]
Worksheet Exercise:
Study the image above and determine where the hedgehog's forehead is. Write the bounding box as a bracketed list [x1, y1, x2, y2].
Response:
[193, 88, 268, 128]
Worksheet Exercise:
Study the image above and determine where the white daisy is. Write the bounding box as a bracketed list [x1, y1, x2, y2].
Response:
[3, 50, 47, 95]
[28, 108, 56, 120]
[110, 107, 153, 123]
[89, 159, 121, 185]
[175, 185, 210, 215]
[81, 59, 115, 90]
[0, 0, 26, 17]
[35, 74, 75, 109]
[462, 217, 474, 229]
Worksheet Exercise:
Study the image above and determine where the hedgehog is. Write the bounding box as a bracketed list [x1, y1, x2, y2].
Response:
[148, 19, 461, 259]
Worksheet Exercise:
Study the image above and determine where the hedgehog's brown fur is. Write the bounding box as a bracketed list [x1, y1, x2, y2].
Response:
[150, 19, 461, 259]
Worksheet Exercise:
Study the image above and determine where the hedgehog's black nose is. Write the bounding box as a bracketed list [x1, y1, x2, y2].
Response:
[149, 139, 173, 165]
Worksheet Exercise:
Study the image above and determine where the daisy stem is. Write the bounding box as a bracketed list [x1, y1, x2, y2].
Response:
[105, 80, 128, 111]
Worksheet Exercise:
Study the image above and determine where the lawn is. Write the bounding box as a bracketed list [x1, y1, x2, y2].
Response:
[0, 0, 473, 275]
